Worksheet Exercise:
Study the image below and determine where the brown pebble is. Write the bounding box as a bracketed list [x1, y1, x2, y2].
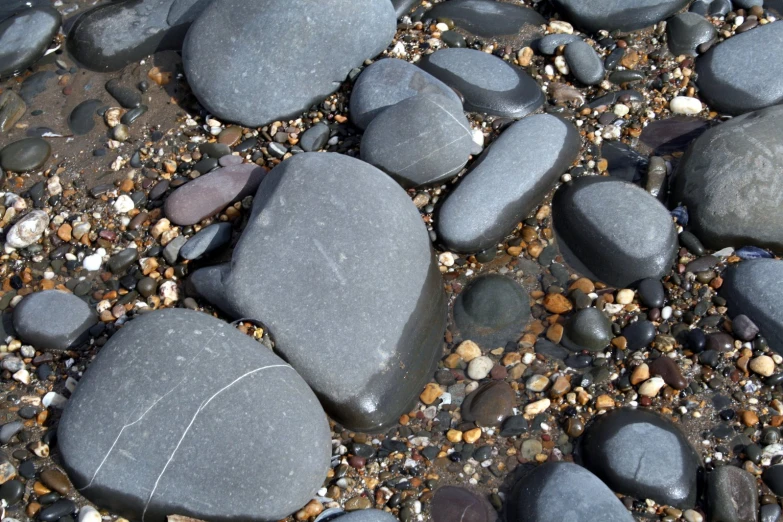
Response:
[40, 469, 71, 495]
[649, 357, 687, 390]
[740, 410, 759, 426]
[543, 293, 572, 314]
[56, 224, 72, 242]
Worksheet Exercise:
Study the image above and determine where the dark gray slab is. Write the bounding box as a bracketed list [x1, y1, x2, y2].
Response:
[551, 0, 691, 32]
[13, 290, 97, 351]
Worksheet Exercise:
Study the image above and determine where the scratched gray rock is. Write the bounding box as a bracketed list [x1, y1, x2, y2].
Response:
[194, 152, 447, 432]
[671, 104, 783, 253]
[58, 309, 331, 522]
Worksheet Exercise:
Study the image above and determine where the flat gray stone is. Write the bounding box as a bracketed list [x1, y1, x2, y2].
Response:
[579, 408, 702, 508]
[551, 0, 691, 32]
[666, 12, 716, 57]
[437, 114, 579, 253]
[164, 163, 266, 226]
[195, 153, 447, 432]
[537, 33, 582, 55]
[418, 48, 544, 119]
[360, 93, 473, 188]
[507, 462, 635, 522]
[334, 510, 399, 522]
[183, 0, 396, 126]
[672, 104, 783, 252]
[299, 123, 331, 152]
[426, 0, 544, 47]
[722, 259, 783, 354]
[553, 176, 678, 288]
[58, 309, 330, 522]
[0, 7, 60, 78]
[564, 40, 605, 85]
[0, 137, 50, 172]
[13, 290, 97, 351]
[350, 58, 460, 130]
[696, 22, 783, 115]
[707, 466, 759, 522]
[179, 222, 232, 260]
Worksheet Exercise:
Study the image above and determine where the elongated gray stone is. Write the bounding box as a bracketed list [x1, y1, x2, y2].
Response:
[697, 21, 783, 115]
[551, 0, 691, 32]
[13, 290, 97, 351]
[58, 309, 330, 522]
[426, 0, 544, 46]
[195, 153, 446, 432]
[564, 40, 605, 85]
[179, 222, 232, 260]
[183, 0, 396, 126]
[671, 104, 783, 252]
[437, 114, 579, 253]
[350, 58, 460, 129]
[360, 93, 473, 188]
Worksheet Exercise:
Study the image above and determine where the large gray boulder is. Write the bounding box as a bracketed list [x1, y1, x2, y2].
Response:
[13, 290, 97, 351]
[0, 6, 61, 78]
[360, 93, 473, 188]
[58, 309, 331, 522]
[551, 0, 691, 33]
[437, 114, 579, 253]
[672, 104, 783, 252]
[722, 259, 783, 354]
[183, 0, 396, 126]
[350, 58, 460, 130]
[192, 153, 447, 432]
[696, 22, 783, 115]
[553, 176, 678, 288]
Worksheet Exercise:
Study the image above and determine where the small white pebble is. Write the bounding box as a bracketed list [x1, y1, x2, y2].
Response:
[661, 306, 672, 320]
[439, 252, 456, 267]
[616, 288, 634, 305]
[113, 194, 135, 213]
[43, 391, 68, 409]
[670, 96, 703, 116]
[613, 103, 630, 117]
[83, 254, 102, 271]
[12, 369, 29, 384]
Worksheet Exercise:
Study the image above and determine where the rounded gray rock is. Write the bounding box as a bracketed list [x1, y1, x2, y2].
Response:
[58, 309, 330, 522]
[696, 22, 783, 115]
[350, 58, 461, 130]
[183, 0, 396, 126]
[537, 33, 582, 55]
[437, 114, 580, 253]
[199, 153, 447, 432]
[360, 93, 473, 188]
[672, 104, 783, 252]
[666, 12, 716, 57]
[426, 0, 545, 47]
[507, 462, 635, 522]
[418, 48, 544, 119]
[0, 7, 60, 78]
[564, 40, 605, 86]
[0, 137, 50, 172]
[333, 510, 398, 522]
[13, 290, 98, 352]
[551, 0, 691, 32]
[179, 222, 232, 260]
[562, 308, 613, 353]
[553, 176, 678, 288]
[707, 465, 759, 522]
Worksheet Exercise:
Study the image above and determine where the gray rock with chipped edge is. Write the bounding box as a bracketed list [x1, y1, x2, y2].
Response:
[13, 290, 97, 351]
[437, 114, 580, 253]
[350, 58, 461, 130]
[195, 153, 447, 432]
[360, 93, 473, 188]
[551, 0, 691, 32]
[188, 263, 242, 319]
[0, 7, 61, 78]
[58, 309, 331, 522]
[179, 222, 232, 260]
[183, 0, 396, 127]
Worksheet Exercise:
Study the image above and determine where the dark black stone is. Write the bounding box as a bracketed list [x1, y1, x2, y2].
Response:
[637, 278, 665, 308]
[621, 320, 656, 351]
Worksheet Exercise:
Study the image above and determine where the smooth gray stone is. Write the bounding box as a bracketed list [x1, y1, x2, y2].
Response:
[162, 235, 186, 265]
[0, 0, 48, 22]
[334, 510, 398, 522]
[200, 153, 447, 432]
[707, 466, 759, 522]
[350, 58, 460, 130]
[164, 163, 266, 226]
[183, 0, 396, 127]
[508, 462, 635, 522]
[0, 7, 61, 78]
[391, 0, 420, 17]
[437, 114, 579, 253]
[0, 421, 23, 444]
[578, 408, 702, 508]
[722, 259, 783, 354]
[562, 308, 613, 353]
[696, 22, 783, 115]
[553, 176, 678, 288]
[564, 40, 605, 85]
[188, 263, 241, 318]
[360, 93, 473, 188]
[0, 137, 50, 172]
[299, 123, 331, 152]
[761, 503, 782, 522]
[179, 223, 232, 260]
[671, 104, 783, 252]
[67, 0, 209, 72]
[58, 309, 330, 522]
[426, 0, 544, 46]
[733, 0, 763, 6]
[551, 0, 690, 32]
[666, 12, 716, 57]
[452, 274, 530, 349]
[13, 290, 97, 351]
[418, 48, 544, 119]
[537, 33, 582, 55]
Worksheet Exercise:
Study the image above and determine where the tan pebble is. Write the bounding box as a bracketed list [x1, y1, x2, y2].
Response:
[543, 293, 572, 314]
[517, 46, 534, 66]
[740, 410, 759, 426]
[295, 500, 323, 521]
[750, 355, 775, 377]
[595, 394, 615, 409]
[33, 482, 50, 495]
[57, 224, 72, 242]
[638, 376, 666, 397]
[444, 353, 462, 369]
[447, 429, 463, 443]
[550, 375, 571, 398]
[502, 352, 522, 366]
[455, 340, 482, 362]
[150, 218, 171, 239]
[631, 363, 650, 385]
[569, 278, 595, 294]
[611, 336, 627, 350]
[463, 428, 481, 444]
[525, 398, 550, 416]
[104, 107, 122, 128]
[546, 323, 564, 343]
[419, 383, 443, 405]
[615, 288, 634, 305]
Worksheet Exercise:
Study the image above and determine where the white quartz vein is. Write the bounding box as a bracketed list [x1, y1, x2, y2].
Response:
[141, 364, 293, 521]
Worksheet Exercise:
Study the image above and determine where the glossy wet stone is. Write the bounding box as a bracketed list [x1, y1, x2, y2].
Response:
[666, 12, 716, 57]
[426, 0, 544, 47]
[350, 58, 460, 130]
[0, 137, 50, 172]
[507, 462, 635, 522]
[0, 7, 60, 78]
[564, 40, 605, 85]
[419, 48, 544, 119]
[672, 104, 783, 252]
[562, 308, 613, 352]
[622, 320, 657, 351]
[638, 278, 665, 308]
[58, 309, 330, 522]
[707, 465, 758, 522]
[431, 486, 493, 522]
[193, 153, 446, 432]
[105, 79, 142, 109]
[461, 381, 515, 427]
[0, 91, 26, 133]
[579, 408, 702, 508]
[551, 0, 691, 32]
[437, 114, 579, 253]
[553, 176, 678, 287]
[183, 0, 395, 126]
[649, 356, 687, 389]
[13, 290, 98, 352]
[68, 99, 102, 136]
[452, 274, 530, 349]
